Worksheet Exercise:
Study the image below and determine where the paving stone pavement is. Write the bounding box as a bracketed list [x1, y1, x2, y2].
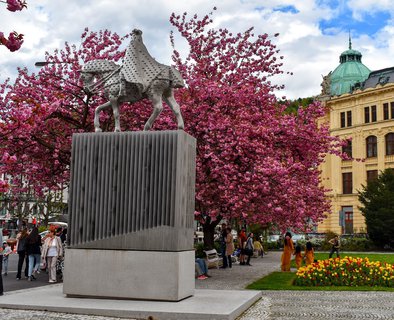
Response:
[1, 251, 394, 319]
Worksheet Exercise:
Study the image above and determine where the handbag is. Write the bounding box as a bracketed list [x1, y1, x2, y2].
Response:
[41, 258, 47, 270]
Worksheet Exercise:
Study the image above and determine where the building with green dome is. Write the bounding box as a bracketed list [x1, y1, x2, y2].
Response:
[329, 38, 371, 96]
[318, 39, 394, 235]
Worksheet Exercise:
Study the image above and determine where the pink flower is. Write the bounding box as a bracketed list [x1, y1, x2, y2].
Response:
[0, 180, 9, 193]
[0, 31, 24, 51]
[6, 0, 27, 12]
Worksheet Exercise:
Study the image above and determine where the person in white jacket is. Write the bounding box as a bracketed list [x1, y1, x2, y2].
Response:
[42, 230, 63, 283]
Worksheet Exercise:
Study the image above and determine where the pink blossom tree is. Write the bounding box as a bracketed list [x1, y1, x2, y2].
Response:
[168, 9, 346, 246]
[0, 0, 26, 51]
[0, 28, 133, 220]
[0, 9, 345, 243]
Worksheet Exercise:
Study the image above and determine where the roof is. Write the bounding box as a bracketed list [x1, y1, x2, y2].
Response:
[329, 37, 371, 96]
[362, 67, 394, 89]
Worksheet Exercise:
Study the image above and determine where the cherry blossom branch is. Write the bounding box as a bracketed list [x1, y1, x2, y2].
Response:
[0, 0, 27, 51]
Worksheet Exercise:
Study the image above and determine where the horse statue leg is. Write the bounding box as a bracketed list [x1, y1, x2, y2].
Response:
[144, 93, 163, 131]
[94, 101, 112, 132]
[110, 97, 121, 132]
[163, 88, 184, 130]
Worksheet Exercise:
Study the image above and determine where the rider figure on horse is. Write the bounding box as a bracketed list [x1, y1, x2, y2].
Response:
[119, 29, 165, 97]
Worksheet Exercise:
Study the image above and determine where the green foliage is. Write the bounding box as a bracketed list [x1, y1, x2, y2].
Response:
[359, 169, 394, 248]
[284, 97, 315, 114]
[38, 225, 47, 233]
[298, 233, 376, 252]
[248, 223, 266, 240]
[340, 237, 376, 251]
[264, 240, 281, 250]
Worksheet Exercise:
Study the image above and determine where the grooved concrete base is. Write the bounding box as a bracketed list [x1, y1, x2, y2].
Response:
[0, 285, 262, 320]
[63, 249, 194, 301]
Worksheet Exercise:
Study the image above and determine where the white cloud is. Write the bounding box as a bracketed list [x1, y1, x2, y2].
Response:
[1, 0, 394, 99]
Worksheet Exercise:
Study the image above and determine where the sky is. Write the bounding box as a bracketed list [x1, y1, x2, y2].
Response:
[1, 0, 394, 100]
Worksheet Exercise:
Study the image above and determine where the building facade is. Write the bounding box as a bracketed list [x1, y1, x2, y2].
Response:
[318, 41, 394, 234]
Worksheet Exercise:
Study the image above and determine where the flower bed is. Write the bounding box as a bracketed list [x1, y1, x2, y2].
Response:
[294, 256, 394, 287]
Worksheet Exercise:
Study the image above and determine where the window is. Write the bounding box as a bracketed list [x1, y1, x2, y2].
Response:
[347, 111, 352, 127]
[371, 105, 377, 122]
[365, 106, 377, 123]
[342, 140, 352, 158]
[343, 207, 354, 234]
[364, 107, 370, 123]
[384, 103, 389, 120]
[391, 102, 394, 119]
[342, 173, 353, 194]
[340, 112, 346, 128]
[366, 136, 377, 158]
[386, 133, 394, 155]
[366, 170, 378, 183]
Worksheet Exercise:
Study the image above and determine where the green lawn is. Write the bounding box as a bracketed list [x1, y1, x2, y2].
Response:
[247, 252, 394, 291]
[314, 252, 394, 264]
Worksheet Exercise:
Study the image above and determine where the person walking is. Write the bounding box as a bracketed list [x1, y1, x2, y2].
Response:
[16, 228, 29, 280]
[281, 231, 294, 272]
[26, 227, 42, 281]
[225, 227, 234, 268]
[244, 232, 254, 266]
[42, 230, 63, 283]
[328, 235, 340, 258]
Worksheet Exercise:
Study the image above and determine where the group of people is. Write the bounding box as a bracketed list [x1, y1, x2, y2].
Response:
[281, 232, 341, 271]
[6, 225, 65, 284]
[220, 224, 266, 268]
[281, 232, 315, 271]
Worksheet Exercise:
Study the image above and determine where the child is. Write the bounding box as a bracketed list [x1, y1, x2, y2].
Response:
[2, 242, 12, 276]
[294, 245, 302, 269]
[304, 241, 314, 266]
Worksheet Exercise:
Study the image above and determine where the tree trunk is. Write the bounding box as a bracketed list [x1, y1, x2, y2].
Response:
[201, 215, 222, 250]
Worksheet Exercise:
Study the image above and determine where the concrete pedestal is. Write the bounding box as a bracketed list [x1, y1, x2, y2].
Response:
[63, 248, 195, 301]
[65, 131, 196, 301]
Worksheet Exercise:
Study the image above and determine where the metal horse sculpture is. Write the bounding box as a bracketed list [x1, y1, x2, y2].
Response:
[80, 59, 185, 132]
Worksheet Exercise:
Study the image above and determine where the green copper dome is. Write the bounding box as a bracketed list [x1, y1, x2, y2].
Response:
[330, 38, 370, 96]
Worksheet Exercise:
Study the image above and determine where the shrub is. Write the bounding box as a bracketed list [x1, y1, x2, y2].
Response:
[294, 256, 394, 287]
[264, 240, 281, 250]
[38, 225, 47, 233]
[341, 238, 377, 251]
